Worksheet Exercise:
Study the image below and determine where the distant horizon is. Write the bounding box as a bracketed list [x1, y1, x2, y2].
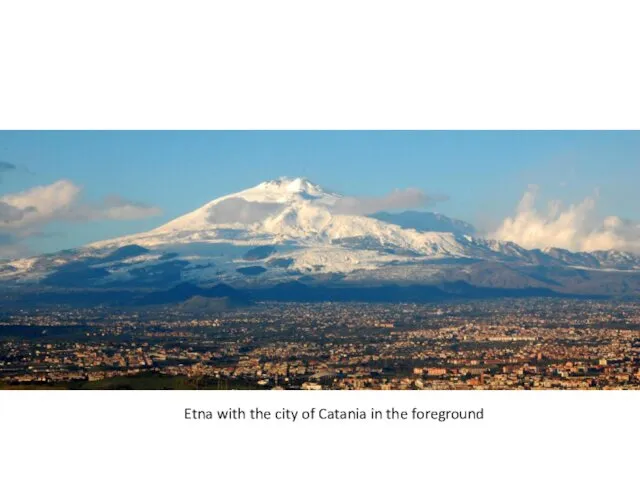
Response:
[1, 131, 639, 258]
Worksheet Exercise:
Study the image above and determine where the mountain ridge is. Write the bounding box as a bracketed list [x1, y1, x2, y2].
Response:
[1, 177, 639, 298]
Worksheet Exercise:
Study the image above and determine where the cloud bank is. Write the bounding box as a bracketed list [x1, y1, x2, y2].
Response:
[491, 185, 640, 253]
[202, 187, 448, 224]
[331, 188, 447, 215]
[0, 180, 162, 258]
[206, 198, 284, 225]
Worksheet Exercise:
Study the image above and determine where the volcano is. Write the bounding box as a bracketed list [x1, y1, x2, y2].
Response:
[2, 177, 640, 298]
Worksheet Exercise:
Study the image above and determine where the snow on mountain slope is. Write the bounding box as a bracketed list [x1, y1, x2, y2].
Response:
[2, 177, 640, 288]
[157, 178, 340, 232]
[88, 177, 483, 258]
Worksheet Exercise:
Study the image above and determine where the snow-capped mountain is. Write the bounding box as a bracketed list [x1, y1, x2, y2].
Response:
[1, 177, 640, 296]
[87, 178, 474, 252]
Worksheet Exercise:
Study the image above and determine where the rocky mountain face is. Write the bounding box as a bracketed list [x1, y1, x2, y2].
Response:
[1, 177, 639, 302]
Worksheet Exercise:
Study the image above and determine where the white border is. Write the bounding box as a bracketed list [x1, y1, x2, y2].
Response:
[1, 1, 640, 479]
[1, 391, 638, 479]
[1, 0, 639, 129]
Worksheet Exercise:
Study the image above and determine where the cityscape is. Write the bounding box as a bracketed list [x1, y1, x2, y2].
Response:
[2, 132, 640, 390]
[2, 298, 639, 390]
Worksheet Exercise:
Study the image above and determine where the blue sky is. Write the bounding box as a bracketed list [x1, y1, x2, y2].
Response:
[1, 131, 639, 255]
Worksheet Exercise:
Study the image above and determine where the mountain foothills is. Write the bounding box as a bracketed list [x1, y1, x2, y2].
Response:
[2, 178, 640, 305]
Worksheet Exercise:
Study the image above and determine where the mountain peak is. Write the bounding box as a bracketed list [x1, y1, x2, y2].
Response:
[256, 177, 324, 195]
[6, 176, 640, 292]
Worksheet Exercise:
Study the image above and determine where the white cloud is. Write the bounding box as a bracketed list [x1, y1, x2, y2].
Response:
[98, 195, 163, 221]
[491, 185, 640, 253]
[206, 198, 284, 225]
[331, 188, 447, 215]
[0, 180, 162, 258]
[1, 180, 82, 229]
